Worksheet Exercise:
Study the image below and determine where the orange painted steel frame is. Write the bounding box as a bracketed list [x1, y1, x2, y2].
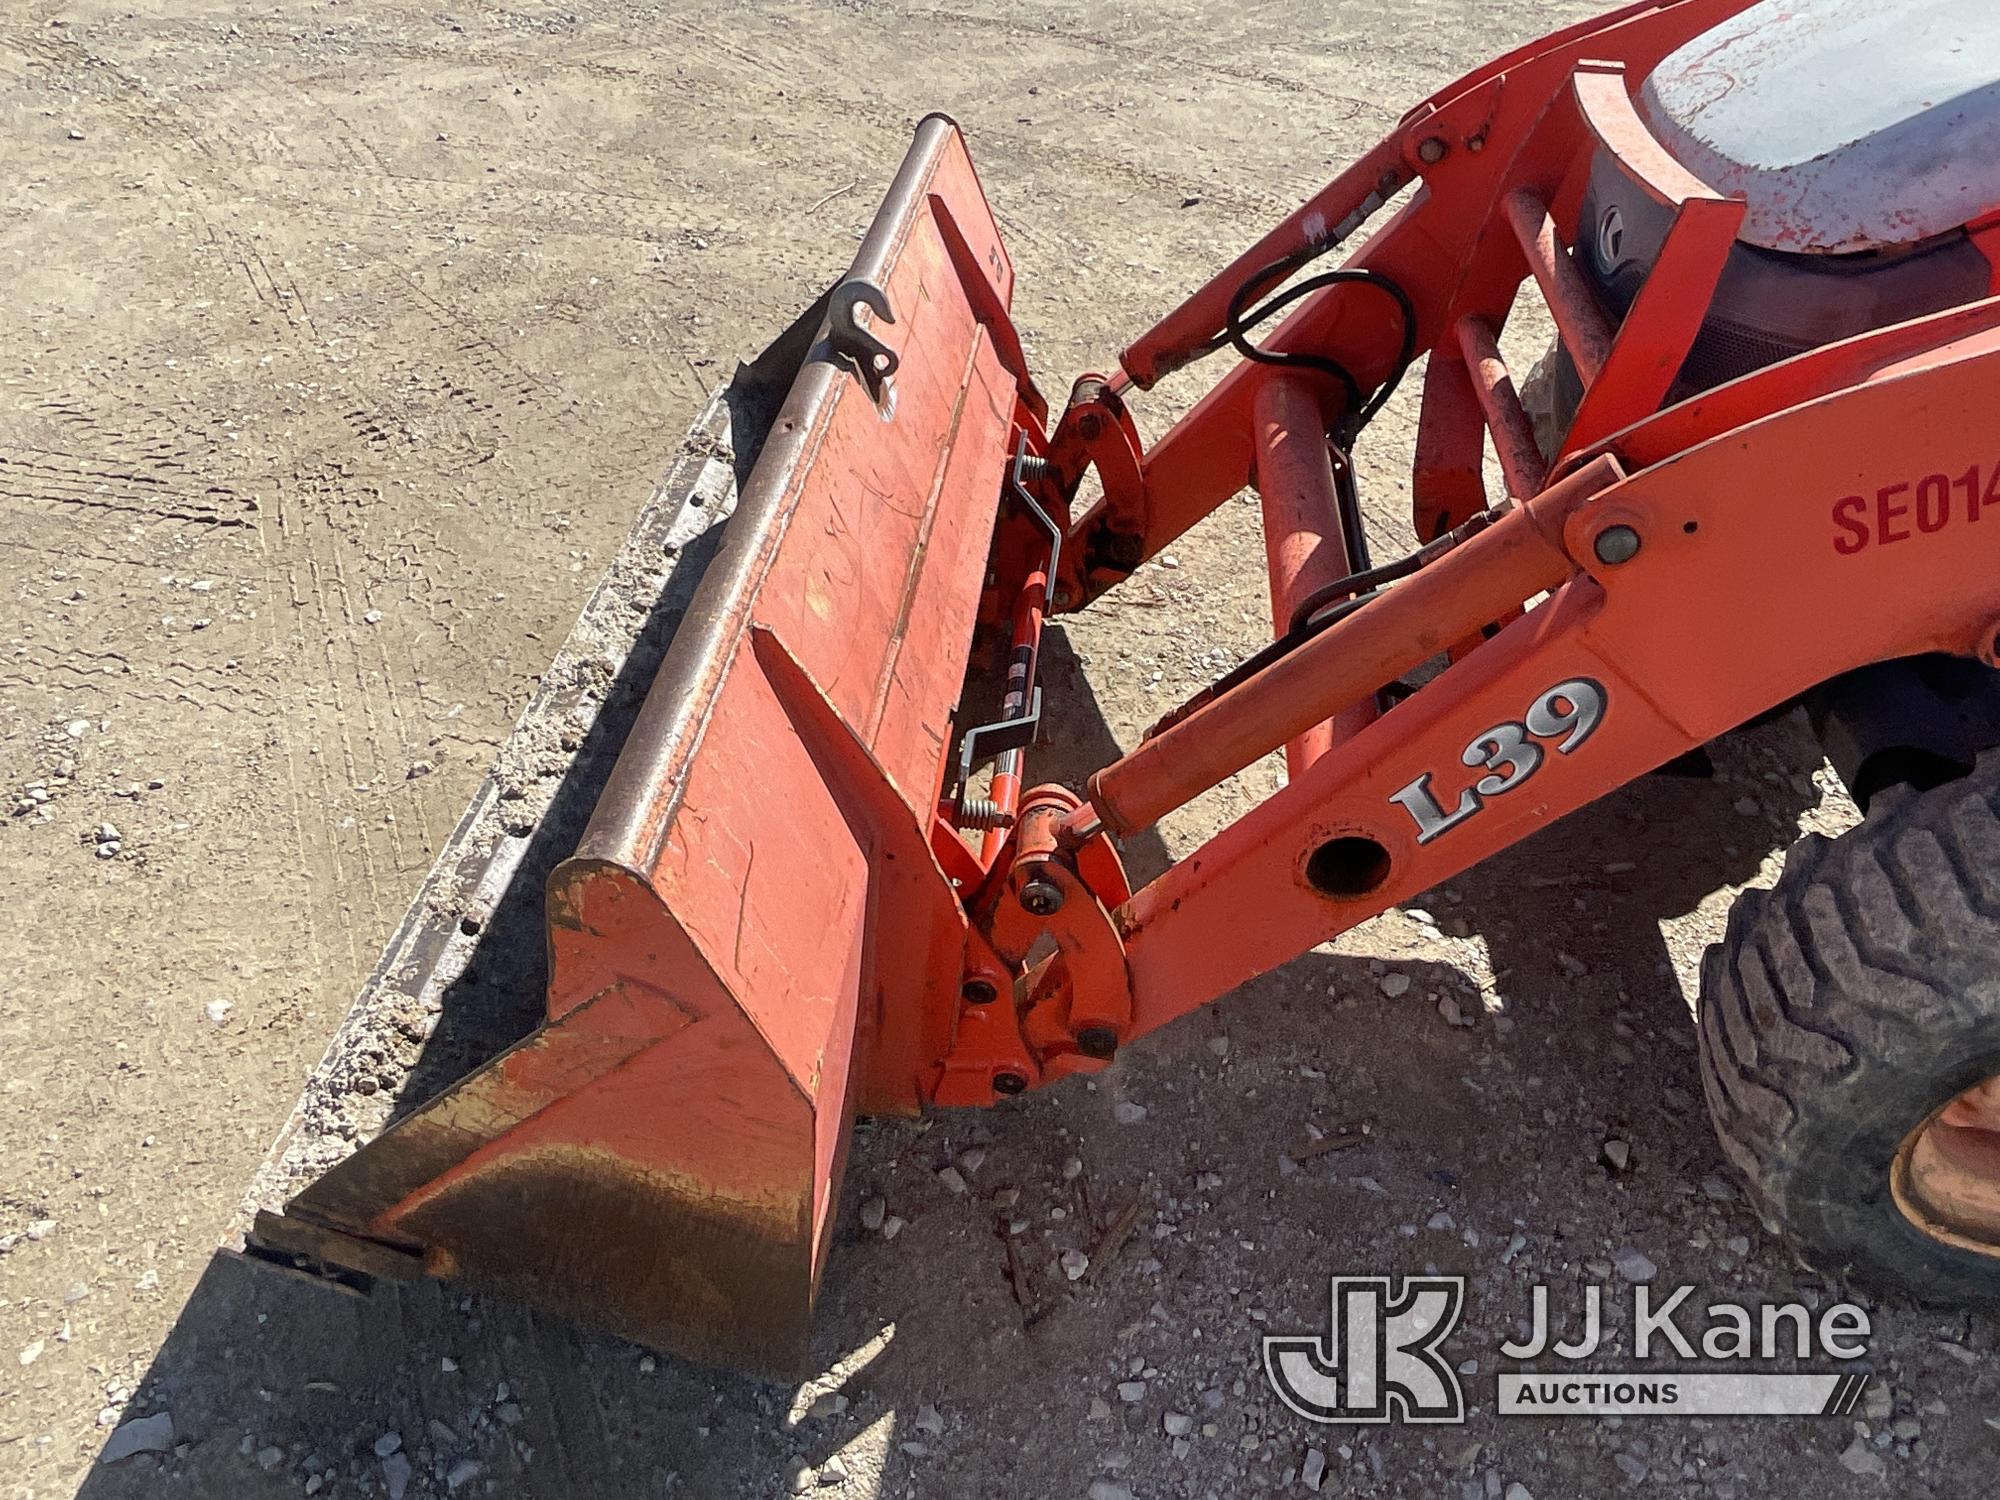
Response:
[939, 0, 2000, 1101]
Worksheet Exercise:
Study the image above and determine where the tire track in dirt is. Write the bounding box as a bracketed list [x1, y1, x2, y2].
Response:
[0, 444, 254, 531]
[889, 1, 1391, 116]
[268, 472, 408, 976]
[638, 8, 1308, 224]
[4, 24, 218, 163]
[248, 160, 689, 248]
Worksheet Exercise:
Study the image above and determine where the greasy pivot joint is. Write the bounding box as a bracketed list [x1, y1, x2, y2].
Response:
[1018, 876, 1065, 916]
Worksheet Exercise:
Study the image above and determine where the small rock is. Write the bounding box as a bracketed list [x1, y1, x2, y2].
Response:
[382, 1454, 413, 1500]
[99, 1412, 174, 1463]
[789, 1466, 814, 1495]
[1179, 194, 1201, 209]
[362, 609, 383, 625]
[1117, 1380, 1147, 1403]
[406, 760, 435, 780]
[959, 1147, 986, 1174]
[1113, 1101, 1148, 1125]
[1861, 1384, 1892, 1422]
[806, 1391, 849, 1421]
[18, 1339, 44, 1366]
[1504, 1486, 1534, 1500]
[859, 1196, 886, 1231]
[936, 1165, 968, 1195]
[1837, 1435, 1885, 1478]
[67, 127, 85, 141]
[1061, 1249, 1090, 1281]
[496, 1402, 523, 1426]
[65, 718, 91, 739]
[204, 1000, 233, 1026]
[1733, 796, 1761, 817]
[1613, 1453, 1647, 1483]
[1438, 995, 1467, 1026]
[1207, 1035, 1230, 1058]
[1724, 1234, 1750, 1257]
[1163, 1411, 1193, 1437]
[1612, 1247, 1656, 1283]
[1379, 973, 1412, 998]
[1088, 1484, 1135, 1500]
[882, 1214, 906, 1240]
[1699, 1175, 1735, 1201]
[817, 1454, 849, 1485]
[256, 1445, 284, 1470]
[373, 1432, 402, 1459]
[1302, 1445, 1328, 1491]
[445, 1458, 483, 1491]
[1089, 1397, 1111, 1419]
[913, 1405, 946, 1437]
[1602, 1139, 1631, 1172]
[1158, 554, 1181, 569]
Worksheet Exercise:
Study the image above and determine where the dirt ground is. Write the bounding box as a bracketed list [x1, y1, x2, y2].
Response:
[4, 1, 1999, 1497]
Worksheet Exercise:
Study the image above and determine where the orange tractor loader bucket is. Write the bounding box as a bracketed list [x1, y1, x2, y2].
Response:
[244, 117, 1044, 1374]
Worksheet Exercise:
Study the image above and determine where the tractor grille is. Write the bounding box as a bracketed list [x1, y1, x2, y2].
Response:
[1676, 316, 1814, 397]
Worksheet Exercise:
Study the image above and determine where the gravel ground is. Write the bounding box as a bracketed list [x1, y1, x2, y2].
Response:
[3, 2, 1998, 1498]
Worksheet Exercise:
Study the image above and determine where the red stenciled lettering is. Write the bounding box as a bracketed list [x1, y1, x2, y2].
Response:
[1837, 464, 1992, 555]
[1917, 473, 1951, 533]
[1957, 463, 1982, 522]
[1832, 495, 1870, 555]
[1877, 481, 1912, 544]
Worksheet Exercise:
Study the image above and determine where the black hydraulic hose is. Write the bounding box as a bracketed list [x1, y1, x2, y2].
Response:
[1224, 256, 1420, 439]
[1141, 505, 1505, 742]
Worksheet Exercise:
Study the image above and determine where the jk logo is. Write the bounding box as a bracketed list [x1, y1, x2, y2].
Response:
[1263, 1276, 1466, 1424]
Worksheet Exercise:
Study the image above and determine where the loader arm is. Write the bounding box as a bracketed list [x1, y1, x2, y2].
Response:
[249, 0, 2000, 1374]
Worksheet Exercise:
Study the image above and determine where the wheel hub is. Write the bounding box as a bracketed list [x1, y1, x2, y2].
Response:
[1892, 1076, 2000, 1256]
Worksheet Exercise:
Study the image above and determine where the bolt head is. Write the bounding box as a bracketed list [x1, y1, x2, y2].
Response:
[1019, 878, 1065, 917]
[1417, 135, 1449, 164]
[993, 1072, 1028, 1096]
[1593, 524, 1642, 565]
[961, 977, 999, 1006]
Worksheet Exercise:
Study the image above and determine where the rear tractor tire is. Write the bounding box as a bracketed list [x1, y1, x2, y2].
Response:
[1698, 750, 2000, 1305]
